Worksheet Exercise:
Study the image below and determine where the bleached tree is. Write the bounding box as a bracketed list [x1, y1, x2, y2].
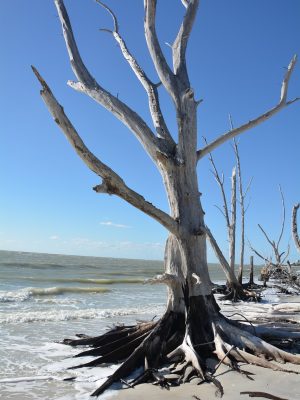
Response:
[206, 142, 255, 301]
[33, 0, 300, 396]
[292, 203, 300, 253]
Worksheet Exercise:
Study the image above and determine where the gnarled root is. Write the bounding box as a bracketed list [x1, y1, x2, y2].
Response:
[219, 285, 260, 302]
[62, 321, 156, 347]
[62, 294, 300, 397]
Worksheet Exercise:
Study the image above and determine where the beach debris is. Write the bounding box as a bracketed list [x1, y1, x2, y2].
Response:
[249, 187, 300, 293]
[240, 391, 288, 400]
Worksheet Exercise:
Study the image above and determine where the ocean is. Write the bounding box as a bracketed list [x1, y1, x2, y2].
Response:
[0, 250, 259, 399]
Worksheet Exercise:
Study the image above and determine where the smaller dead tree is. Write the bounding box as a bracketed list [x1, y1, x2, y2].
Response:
[232, 134, 253, 284]
[205, 226, 258, 301]
[229, 115, 253, 285]
[206, 138, 255, 300]
[249, 186, 292, 287]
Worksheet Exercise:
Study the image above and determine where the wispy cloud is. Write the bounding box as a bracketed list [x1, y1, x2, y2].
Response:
[49, 235, 59, 240]
[100, 221, 130, 229]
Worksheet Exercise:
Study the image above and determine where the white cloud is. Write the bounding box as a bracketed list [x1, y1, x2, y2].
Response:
[100, 221, 130, 228]
[49, 235, 59, 240]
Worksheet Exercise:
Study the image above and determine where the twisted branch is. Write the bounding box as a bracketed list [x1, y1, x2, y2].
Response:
[54, 0, 164, 163]
[96, 1, 174, 146]
[32, 66, 178, 235]
[197, 55, 299, 160]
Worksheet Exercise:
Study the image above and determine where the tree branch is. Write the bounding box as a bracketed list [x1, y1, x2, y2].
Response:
[181, 0, 189, 8]
[276, 184, 286, 249]
[205, 137, 230, 227]
[96, 1, 174, 147]
[54, 0, 165, 163]
[144, 0, 179, 107]
[281, 243, 290, 265]
[258, 224, 276, 253]
[232, 137, 244, 282]
[197, 55, 299, 160]
[248, 240, 276, 267]
[257, 186, 286, 264]
[172, 0, 199, 86]
[292, 203, 300, 253]
[204, 226, 239, 285]
[32, 66, 178, 235]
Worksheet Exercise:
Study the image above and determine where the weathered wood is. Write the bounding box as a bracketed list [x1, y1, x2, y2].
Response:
[232, 133, 252, 284]
[54, 0, 166, 164]
[229, 167, 237, 273]
[240, 391, 288, 400]
[95, 1, 174, 146]
[249, 256, 254, 285]
[197, 55, 299, 160]
[292, 203, 300, 252]
[250, 186, 290, 274]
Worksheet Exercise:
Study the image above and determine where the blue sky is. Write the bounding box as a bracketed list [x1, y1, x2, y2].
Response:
[1, 0, 300, 262]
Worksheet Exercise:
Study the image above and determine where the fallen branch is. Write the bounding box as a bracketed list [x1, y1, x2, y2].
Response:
[240, 391, 288, 400]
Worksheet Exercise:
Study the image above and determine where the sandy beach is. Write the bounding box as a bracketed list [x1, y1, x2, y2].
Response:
[112, 362, 300, 400]
[108, 293, 300, 400]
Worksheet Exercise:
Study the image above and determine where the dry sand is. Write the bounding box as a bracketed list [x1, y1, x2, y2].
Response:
[111, 362, 300, 400]
[106, 294, 300, 400]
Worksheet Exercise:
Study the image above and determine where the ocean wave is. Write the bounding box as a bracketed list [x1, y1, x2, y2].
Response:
[0, 306, 164, 324]
[5, 277, 146, 285]
[0, 286, 110, 302]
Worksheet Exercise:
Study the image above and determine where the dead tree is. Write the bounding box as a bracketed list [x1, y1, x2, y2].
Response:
[207, 135, 253, 300]
[292, 203, 300, 253]
[249, 187, 291, 284]
[232, 133, 253, 284]
[207, 146, 242, 299]
[205, 226, 258, 301]
[33, 0, 300, 396]
[207, 145, 237, 273]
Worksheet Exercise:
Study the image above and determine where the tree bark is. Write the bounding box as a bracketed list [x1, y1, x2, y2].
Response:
[229, 167, 237, 273]
[292, 203, 300, 252]
[249, 255, 254, 285]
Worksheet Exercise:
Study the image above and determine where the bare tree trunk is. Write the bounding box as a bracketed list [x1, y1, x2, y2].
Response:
[206, 144, 239, 291]
[292, 203, 300, 252]
[229, 167, 236, 273]
[249, 255, 254, 286]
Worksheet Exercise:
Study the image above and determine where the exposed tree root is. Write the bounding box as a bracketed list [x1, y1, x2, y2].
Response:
[219, 285, 260, 302]
[62, 294, 300, 397]
[243, 281, 263, 290]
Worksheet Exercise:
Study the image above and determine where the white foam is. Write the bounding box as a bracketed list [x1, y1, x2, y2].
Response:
[0, 305, 164, 324]
[0, 286, 110, 303]
[0, 375, 56, 383]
